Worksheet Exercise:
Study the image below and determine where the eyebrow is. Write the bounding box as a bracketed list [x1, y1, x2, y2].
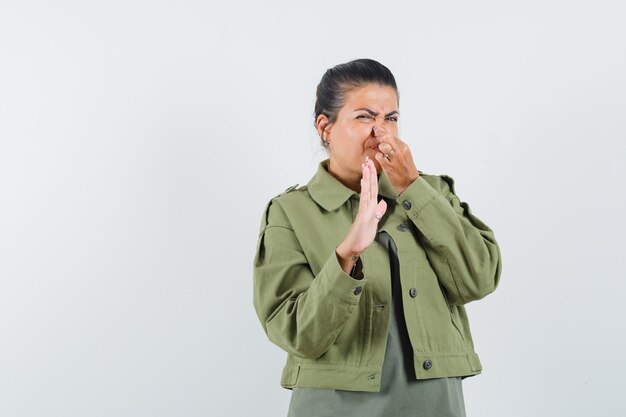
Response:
[353, 108, 400, 117]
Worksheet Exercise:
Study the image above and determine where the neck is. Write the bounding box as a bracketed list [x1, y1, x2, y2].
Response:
[327, 159, 379, 194]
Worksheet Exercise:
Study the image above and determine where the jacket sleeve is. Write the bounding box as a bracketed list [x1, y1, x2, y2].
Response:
[252, 198, 366, 359]
[399, 175, 502, 305]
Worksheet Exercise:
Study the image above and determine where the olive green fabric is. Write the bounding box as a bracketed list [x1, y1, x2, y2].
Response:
[286, 230, 466, 417]
[252, 158, 502, 392]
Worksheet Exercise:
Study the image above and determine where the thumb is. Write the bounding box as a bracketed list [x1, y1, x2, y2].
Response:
[376, 199, 388, 218]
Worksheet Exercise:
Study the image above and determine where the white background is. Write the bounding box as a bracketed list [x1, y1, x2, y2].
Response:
[1, 1, 625, 416]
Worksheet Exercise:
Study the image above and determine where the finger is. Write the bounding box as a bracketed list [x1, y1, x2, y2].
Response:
[376, 126, 399, 151]
[375, 150, 393, 172]
[379, 142, 394, 155]
[361, 158, 370, 206]
[369, 159, 378, 206]
[389, 135, 406, 152]
[364, 158, 373, 211]
[376, 199, 388, 219]
[384, 132, 399, 151]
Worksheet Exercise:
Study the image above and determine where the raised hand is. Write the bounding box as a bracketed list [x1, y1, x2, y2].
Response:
[335, 156, 387, 275]
[372, 126, 420, 195]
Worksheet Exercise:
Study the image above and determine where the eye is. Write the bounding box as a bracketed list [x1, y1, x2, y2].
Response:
[386, 116, 398, 122]
[357, 114, 373, 120]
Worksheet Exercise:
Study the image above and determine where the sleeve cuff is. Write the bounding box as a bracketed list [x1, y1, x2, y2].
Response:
[350, 257, 364, 280]
[317, 249, 368, 302]
[397, 176, 441, 219]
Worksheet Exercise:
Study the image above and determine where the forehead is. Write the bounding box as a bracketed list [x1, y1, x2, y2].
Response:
[344, 83, 398, 109]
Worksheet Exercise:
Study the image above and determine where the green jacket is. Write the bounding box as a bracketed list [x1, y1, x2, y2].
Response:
[252, 159, 502, 392]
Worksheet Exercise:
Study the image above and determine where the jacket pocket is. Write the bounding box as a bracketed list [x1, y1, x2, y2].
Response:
[439, 282, 465, 341]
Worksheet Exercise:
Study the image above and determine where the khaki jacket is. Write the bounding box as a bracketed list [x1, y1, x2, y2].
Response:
[252, 159, 502, 392]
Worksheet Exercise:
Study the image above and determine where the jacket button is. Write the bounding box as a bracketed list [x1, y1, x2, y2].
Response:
[402, 200, 412, 210]
[354, 286, 362, 295]
[409, 288, 417, 298]
[423, 359, 433, 370]
[399, 223, 409, 232]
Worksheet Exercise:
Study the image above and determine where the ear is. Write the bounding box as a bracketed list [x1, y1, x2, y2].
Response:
[316, 114, 332, 139]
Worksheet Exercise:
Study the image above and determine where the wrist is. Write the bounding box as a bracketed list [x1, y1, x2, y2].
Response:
[335, 243, 361, 276]
[336, 242, 360, 261]
[398, 173, 420, 196]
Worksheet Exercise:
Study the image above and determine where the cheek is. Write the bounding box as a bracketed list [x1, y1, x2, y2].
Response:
[333, 123, 371, 156]
[349, 124, 373, 143]
[384, 123, 399, 137]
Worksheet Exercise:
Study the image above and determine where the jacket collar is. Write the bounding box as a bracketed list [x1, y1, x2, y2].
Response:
[307, 159, 399, 212]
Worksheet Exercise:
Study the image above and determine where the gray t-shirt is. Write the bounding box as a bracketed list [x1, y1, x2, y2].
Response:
[286, 230, 467, 417]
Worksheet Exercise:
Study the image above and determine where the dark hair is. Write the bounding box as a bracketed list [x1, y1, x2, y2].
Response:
[314, 58, 399, 148]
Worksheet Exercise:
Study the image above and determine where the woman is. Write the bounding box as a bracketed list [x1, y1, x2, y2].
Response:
[253, 58, 502, 417]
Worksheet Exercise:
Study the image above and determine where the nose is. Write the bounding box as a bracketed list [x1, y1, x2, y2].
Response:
[372, 125, 387, 138]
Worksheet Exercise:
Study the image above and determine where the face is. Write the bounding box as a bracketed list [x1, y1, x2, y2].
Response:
[318, 83, 399, 183]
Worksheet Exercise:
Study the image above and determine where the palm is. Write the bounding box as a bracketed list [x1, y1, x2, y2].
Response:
[346, 158, 387, 253]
